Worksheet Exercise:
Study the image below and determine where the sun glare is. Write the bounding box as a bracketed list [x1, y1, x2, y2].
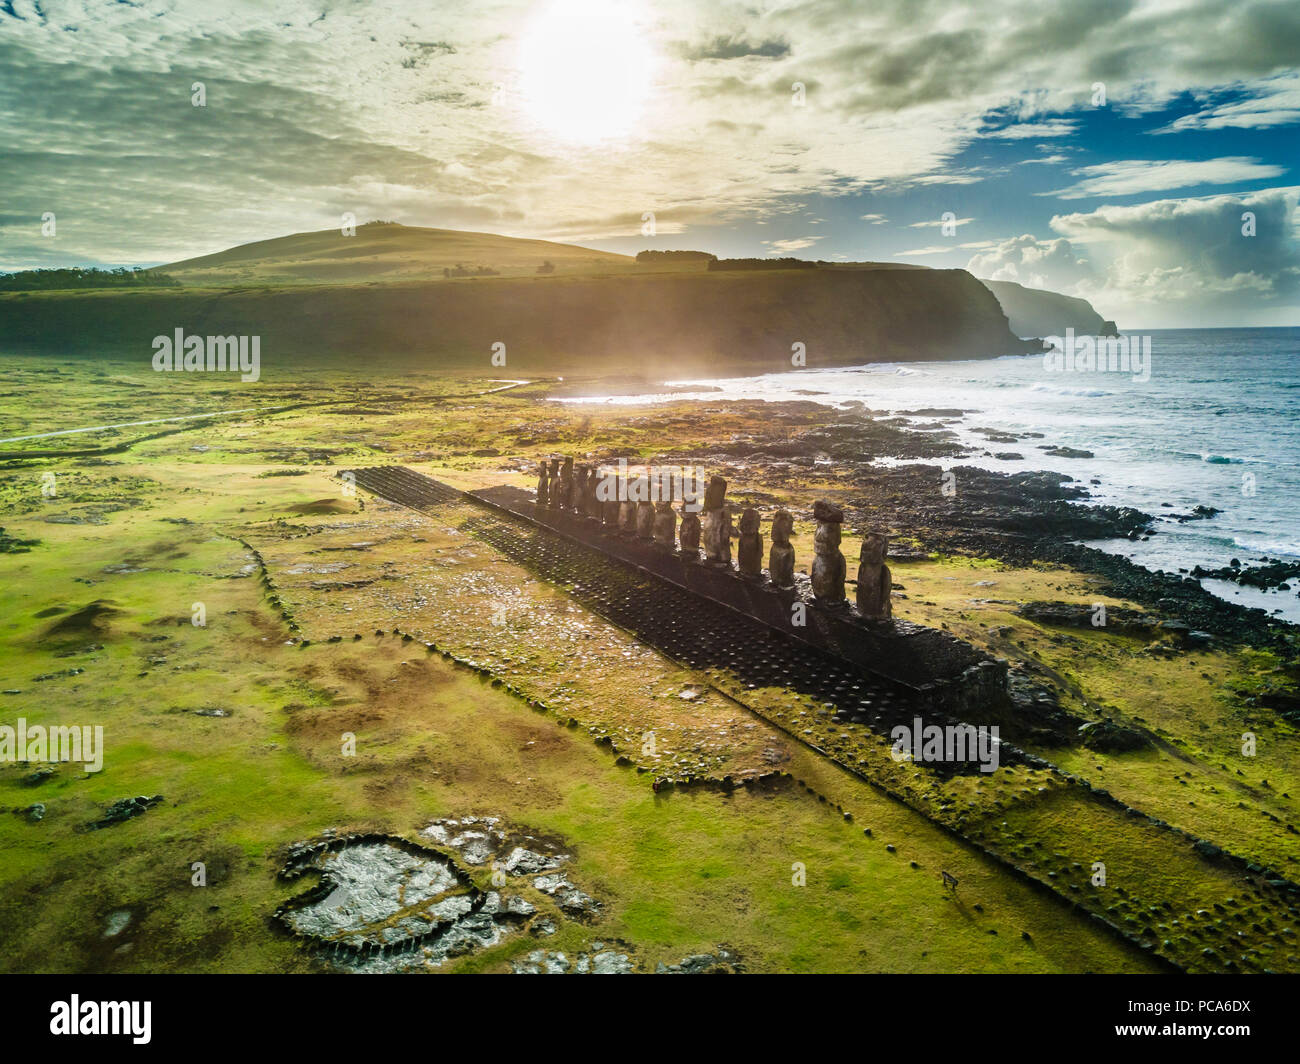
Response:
[516, 0, 656, 144]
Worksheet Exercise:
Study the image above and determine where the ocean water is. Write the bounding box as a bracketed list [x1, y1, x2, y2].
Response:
[560, 327, 1300, 622]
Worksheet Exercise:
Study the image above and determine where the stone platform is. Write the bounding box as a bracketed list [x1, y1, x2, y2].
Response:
[470, 483, 1008, 717]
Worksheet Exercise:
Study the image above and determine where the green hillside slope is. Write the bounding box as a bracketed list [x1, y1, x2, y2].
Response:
[162, 222, 634, 286]
[0, 267, 1035, 376]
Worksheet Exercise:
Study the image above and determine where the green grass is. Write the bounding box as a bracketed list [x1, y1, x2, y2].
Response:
[0, 363, 1292, 972]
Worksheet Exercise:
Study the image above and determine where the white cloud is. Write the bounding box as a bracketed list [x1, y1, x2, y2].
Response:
[1045, 158, 1287, 200]
[763, 236, 823, 253]
[1158, 73, 1300, 133]
[965, 233, 1093, 288]
[907, 216, 974, 228]
[0, 0, 1297, 271]
[964, 188, 1300, 326]
[1051, 187, 1300, 305]
[983, 119, 1076, 139]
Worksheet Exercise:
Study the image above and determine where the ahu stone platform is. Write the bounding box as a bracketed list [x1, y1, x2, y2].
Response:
[343, 463, 1008, 717]
[481, 458, 1008, 716]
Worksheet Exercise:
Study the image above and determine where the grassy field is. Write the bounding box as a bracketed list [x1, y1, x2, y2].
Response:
[1, 357, 1296, 973]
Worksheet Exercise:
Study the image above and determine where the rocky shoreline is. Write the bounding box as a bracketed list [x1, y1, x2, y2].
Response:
[609, 400, 1298, 649]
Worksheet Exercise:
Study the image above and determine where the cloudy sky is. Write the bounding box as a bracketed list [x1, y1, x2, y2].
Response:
[2, 0, 1297, 326]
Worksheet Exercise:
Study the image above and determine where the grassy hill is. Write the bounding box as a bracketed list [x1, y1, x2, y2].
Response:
[161, 222, 635, 286]
[0, 267, 1035, 377]
[0, 224, 1047, 376]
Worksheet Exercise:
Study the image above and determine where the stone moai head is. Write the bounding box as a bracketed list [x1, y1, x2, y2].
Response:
[813, 500, 843, 551]
[771, 510, 793, 546]
[704, 475, 727, 511]
[861, 531, 888, 566]
[548, 458, 560, 476]
[562, 456, 573, 475]
[812, 499, 843, 524]
[737, 507, 763, 576]
[619, 494, 637, 530]
[679, 511, 701, 551]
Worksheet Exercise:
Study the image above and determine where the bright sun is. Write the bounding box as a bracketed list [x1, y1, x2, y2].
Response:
[516, 0, 656, 144]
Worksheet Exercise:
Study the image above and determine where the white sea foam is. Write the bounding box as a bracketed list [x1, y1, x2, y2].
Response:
[554, 329, 1300, 616]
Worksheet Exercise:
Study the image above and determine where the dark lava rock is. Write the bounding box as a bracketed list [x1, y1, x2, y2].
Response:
[86, 795, 163, 830]
[1192, 558, 1300, 590]
[1005, 670, 1082, 745]
[657, 950, 737, 974]
[1078, 720, 1149, 752]
[22, 767, 55, 787]
[1016, 602, 1159, 636]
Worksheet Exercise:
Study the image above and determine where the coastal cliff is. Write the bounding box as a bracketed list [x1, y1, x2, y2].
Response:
[983, 279, 1111, 338]
[0, 266, 1036, 375]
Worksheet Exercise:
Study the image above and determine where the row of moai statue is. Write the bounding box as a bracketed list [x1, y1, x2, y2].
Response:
[535, 459, 892, 620]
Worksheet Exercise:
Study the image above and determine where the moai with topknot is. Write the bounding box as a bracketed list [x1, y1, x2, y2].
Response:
[856, 531, 893, 620]
[768, 509, 795, 588]
[810, 500, 846, 604]
[737, 507, 763, 577]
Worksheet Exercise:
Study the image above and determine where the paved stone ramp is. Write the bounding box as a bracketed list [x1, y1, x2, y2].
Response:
[346, 465, 1017, 774]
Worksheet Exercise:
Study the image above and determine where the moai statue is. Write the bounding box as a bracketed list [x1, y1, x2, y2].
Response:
[603, 490, 621, 529]
[702, 475, 732, 566]
[636, 499, 655, 539]
[583, 465, 602, 519]
[653, 490, 677, 549]
[547, 459, 562, 510]
[558, 457, 574, 512]
[737, 507, 763, 578]
[810, 499, 846, 604]
[619, 492, 637, 534]
[679, 506, 701, 557]
[856, 531, 893, 620]
[768, 509, 795, 588]
[571, 464, 587, 513]
[535, 461, 550, 508]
